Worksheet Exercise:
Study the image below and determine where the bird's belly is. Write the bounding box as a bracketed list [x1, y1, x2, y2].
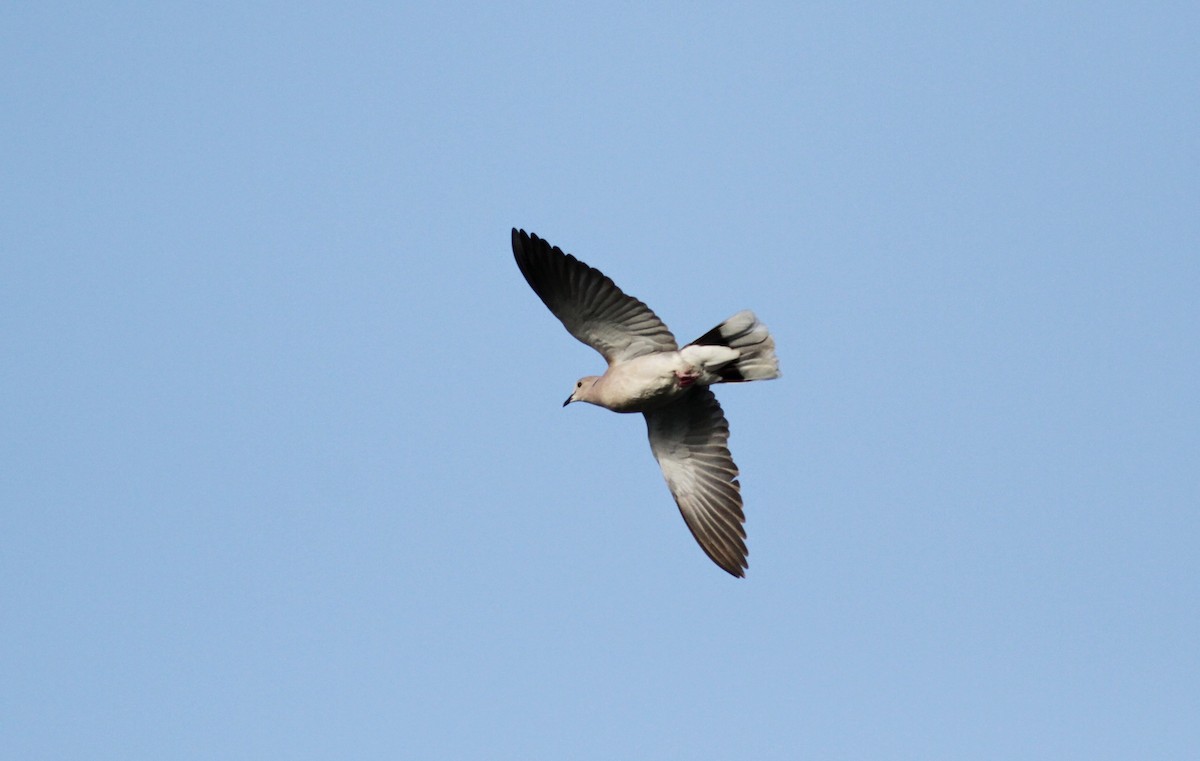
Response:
[598, 355, 692, 413]
[605, 375, 685, 413]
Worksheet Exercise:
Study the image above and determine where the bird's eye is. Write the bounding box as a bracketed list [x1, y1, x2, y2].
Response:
[576, 381, 583, 387]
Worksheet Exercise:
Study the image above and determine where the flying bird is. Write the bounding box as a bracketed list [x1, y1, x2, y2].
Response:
[512, 229, 780, 577]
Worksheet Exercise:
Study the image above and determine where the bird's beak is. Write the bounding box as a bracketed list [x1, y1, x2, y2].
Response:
[562, 395, 573, 408]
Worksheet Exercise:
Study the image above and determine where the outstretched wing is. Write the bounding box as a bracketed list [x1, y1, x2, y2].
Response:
[644, 388, 747, 577]
[512, 229, 678, 364]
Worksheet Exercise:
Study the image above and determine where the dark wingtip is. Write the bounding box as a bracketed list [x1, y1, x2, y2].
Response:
[701, 542, 748, 578]
[512, 228, 541, 250]
[512, 228, 552, 267]
[724, 556, 748, 578]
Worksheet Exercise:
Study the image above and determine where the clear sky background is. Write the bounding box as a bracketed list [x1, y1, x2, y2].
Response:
[3, 3, 1197, 759]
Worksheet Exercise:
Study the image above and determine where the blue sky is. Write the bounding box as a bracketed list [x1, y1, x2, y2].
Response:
[3, 3, 1197, 758]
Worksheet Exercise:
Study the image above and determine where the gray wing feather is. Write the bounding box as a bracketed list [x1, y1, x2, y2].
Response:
[644, 388, 748, 577]
[512, 229, 678, 364]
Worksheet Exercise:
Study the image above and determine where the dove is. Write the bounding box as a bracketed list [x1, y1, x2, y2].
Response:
[512, 229, 780, 577]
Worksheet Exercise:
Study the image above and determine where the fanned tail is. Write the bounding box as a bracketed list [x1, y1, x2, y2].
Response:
[689, 310, 780, 383]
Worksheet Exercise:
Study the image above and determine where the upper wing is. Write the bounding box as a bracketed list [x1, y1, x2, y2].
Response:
[512, 229, 678, 364]
[644, 388, 747, 577]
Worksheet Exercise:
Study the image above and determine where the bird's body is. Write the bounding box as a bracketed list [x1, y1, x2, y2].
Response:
[511, 229, 780, 577]
[568, 346, 739, 412]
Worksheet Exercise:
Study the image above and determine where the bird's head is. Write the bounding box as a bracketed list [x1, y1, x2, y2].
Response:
[563, 376, 600, 407]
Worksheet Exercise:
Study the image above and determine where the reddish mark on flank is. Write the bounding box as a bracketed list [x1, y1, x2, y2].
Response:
[676, 370, 698, 388]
